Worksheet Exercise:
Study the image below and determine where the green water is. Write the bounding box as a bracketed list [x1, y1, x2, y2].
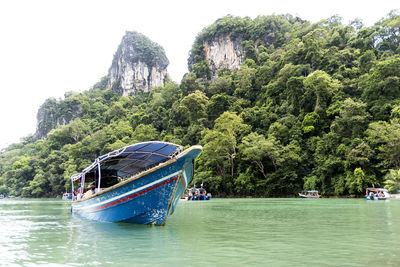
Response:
[1, 198, 400, 266]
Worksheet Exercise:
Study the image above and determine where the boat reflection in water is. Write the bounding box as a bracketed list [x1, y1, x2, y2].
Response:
[70, 141, 202, 225]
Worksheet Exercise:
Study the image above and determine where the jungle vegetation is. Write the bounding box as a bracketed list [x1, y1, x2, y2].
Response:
[0, 12, 400, 197]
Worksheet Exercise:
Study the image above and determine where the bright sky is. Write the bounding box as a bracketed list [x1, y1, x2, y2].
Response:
[0, 0, 398, 150]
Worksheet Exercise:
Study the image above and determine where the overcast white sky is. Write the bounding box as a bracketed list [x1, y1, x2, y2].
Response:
[0, 0, 398, 149]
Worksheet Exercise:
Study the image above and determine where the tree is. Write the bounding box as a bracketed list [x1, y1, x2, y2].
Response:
[346, 168, 376, 194]
[178, 90, 209, 123]
[132, 124, 159, 142]
[199, 112, 250, 193]
[301, 112, 320, 134]
[180, 72, 205, 96]
[384, 169, 400, 192]
[366, 119, 400, 170]
[331, 98, 370, 138]
[234, 65, 257, 101]
[304, 70, 340, 115]
[240, 132, 269, 178]
[361, 58, 400, 120]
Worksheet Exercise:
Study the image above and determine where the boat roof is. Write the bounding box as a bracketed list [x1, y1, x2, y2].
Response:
[300, 190, 319, 193]
[71, 141, 183, 182]
[366, 188, 388, 192]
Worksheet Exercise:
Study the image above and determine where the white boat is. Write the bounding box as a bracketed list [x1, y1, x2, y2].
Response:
[299, 190, 320, 198]
[365, 188, 390, 200]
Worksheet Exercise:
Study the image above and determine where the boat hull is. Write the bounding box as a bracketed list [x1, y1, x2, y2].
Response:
[365, 196, 389, 200]
[71, 147, 200, 225]
[299, 195, 319, 199]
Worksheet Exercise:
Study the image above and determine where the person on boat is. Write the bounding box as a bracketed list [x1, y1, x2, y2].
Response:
[75, 186, 84, 200]
[84, 182, 96, 198]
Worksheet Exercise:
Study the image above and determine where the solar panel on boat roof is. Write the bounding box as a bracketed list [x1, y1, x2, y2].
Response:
[124, 142, 155, 152]
[95, 142, 177, 174]
[138, 143, 168, 153]
[156, 145, 177, 156]
[147, 154, 168, 163]
[126, 152, 148, 159]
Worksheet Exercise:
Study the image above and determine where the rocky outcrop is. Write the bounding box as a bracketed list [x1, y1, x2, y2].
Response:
[34, 31, 169, 140]
[203, 35, 244, 79]
[35, 97, 82, 140]
[108, 31, 169, 96]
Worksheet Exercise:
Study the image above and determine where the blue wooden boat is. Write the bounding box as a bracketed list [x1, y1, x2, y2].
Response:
[70, 141, 202, 225]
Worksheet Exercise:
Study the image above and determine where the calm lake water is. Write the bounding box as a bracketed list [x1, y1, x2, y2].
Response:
[1, 198, 400, 266]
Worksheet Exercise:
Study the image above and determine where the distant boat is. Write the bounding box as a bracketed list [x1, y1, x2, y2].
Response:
[181, 188, 212, 201]
[70, 141, 202, 225]
[299, 190, 320, 199]
[62, 193, 73, 200]
[365, 188, 390, 200]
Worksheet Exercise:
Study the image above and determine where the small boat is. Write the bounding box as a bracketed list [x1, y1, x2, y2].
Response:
[181, 188, 212, 201]
[191, 188, 212, 200]
[299, 190, 320, 198]
[62, 193, 73, 200]
[70, 141, 202, 225]
[365, 188, 390, 200]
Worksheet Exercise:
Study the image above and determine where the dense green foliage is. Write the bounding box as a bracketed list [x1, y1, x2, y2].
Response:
[114, 31, 169, 69]
[1, 12, 400, 197]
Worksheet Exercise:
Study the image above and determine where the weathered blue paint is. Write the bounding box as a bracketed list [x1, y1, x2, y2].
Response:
[71, 146, 201, 225]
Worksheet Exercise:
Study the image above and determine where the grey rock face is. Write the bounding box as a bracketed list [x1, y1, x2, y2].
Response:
[108, 31, 169, 96]
[35, 97, 82, 140]
[203, 36, 244, 79]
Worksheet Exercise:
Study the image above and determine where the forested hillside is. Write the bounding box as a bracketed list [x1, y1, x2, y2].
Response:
[0, 12, 399, 197]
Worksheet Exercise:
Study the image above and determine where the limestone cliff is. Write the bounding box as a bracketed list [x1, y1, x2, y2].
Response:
[35, 31, 169, 139]
[203, 36, 244, 78]
[108, 31, 169, 96]
[35, 96, 82, 140]
[189, 15, 305, 80]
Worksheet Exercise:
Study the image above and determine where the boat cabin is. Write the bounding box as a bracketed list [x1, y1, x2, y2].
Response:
[70, 141, 183, 201]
